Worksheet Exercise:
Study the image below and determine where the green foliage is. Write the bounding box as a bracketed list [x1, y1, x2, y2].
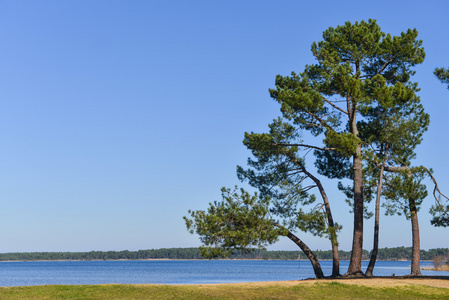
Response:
[359, 93, 428, 164]
[267, 18, 426, 211]
[430, 204, 449, 227]
[323, 131, 361, 157]
[238, 117, 309, 202]
[434, 67, 449, 89]
[314, 150, 351, 179]
[184, 187, 286, 258]
[237, 117, 340, 242]
[382, 167, 428, 218]
[356, 44, 429, 221]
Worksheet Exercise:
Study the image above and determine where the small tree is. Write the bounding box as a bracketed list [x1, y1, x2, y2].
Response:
[382, 167, 428, 275]
[432, 255, 444, 270]
[360, 95, 429, 276]
[430, 67, 449, 225]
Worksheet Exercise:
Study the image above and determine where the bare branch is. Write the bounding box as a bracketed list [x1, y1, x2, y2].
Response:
[275, 143, 336, 151]
[375, 56, 396, 77]
[383, 164, 449, 207]
[312, 203, 325, 212]
[359, 56, 396, 79]
[323, 97, 349, 115]
[305, 111, 338, 133]
[420, 166, 449, 205]
[302, 185, 317, 192]
[383, 165, 410, 173]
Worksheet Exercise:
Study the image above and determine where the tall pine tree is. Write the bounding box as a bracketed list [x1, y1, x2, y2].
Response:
[268, 19, 425, 275]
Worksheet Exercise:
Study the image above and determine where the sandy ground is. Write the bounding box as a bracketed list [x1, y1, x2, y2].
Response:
[220, 276, 449, 289]
[310, 277, 449, 289]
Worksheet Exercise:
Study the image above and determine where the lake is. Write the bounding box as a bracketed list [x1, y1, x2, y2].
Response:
[0, 260, 448, 286]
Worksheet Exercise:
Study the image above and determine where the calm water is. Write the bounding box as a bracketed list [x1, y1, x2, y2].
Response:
[0, 260, 447, 286]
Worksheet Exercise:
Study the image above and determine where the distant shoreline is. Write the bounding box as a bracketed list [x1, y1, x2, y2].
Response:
[0, 258, 434, 263]
[0, 247, 446, 262]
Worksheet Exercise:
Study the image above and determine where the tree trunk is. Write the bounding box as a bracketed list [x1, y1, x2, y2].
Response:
[347, 145, 364, 276]
[300, 165, 340, 277]
[409, 198, 422, 276]
[366, 163, 385, 277]
[382, 165, 422, 276]
[284, 229, 324, 279]
[329, 233, 340, 277]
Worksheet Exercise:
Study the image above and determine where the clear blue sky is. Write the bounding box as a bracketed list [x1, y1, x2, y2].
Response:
[0, 0, 448, 253]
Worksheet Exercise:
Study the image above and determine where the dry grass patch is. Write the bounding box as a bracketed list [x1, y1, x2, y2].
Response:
[422, 265, 449, 272]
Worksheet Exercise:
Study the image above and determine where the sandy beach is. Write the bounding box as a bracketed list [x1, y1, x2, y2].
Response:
[206, 276, 449, 289]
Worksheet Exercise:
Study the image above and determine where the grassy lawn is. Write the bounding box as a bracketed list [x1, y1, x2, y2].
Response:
[0, 280, 449, 299]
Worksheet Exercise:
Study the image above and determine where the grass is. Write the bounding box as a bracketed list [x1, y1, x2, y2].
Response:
[0, 280, 448, 300]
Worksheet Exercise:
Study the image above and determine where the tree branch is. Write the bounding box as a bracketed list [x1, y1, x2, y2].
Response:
[375, 56, 396, 77]
[274, 143, 336, 151]
[383, 165, 410, 172]
[420, 166, 449, 205]
[323, 97, 349, 115]
[383, 164, 449, 207]
[305, 111, 338, 134]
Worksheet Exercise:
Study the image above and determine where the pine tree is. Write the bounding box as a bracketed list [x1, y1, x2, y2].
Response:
[267, 19, 425, 275]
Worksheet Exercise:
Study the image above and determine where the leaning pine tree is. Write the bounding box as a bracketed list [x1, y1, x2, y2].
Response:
[184, 186, 330, 279]
[237, 117, 342, 277]
[185, 120, 339, 279]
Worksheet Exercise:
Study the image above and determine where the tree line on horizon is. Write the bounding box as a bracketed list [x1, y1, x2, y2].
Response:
[184, 19, 449, 279]
[0, 247, 447, 262]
